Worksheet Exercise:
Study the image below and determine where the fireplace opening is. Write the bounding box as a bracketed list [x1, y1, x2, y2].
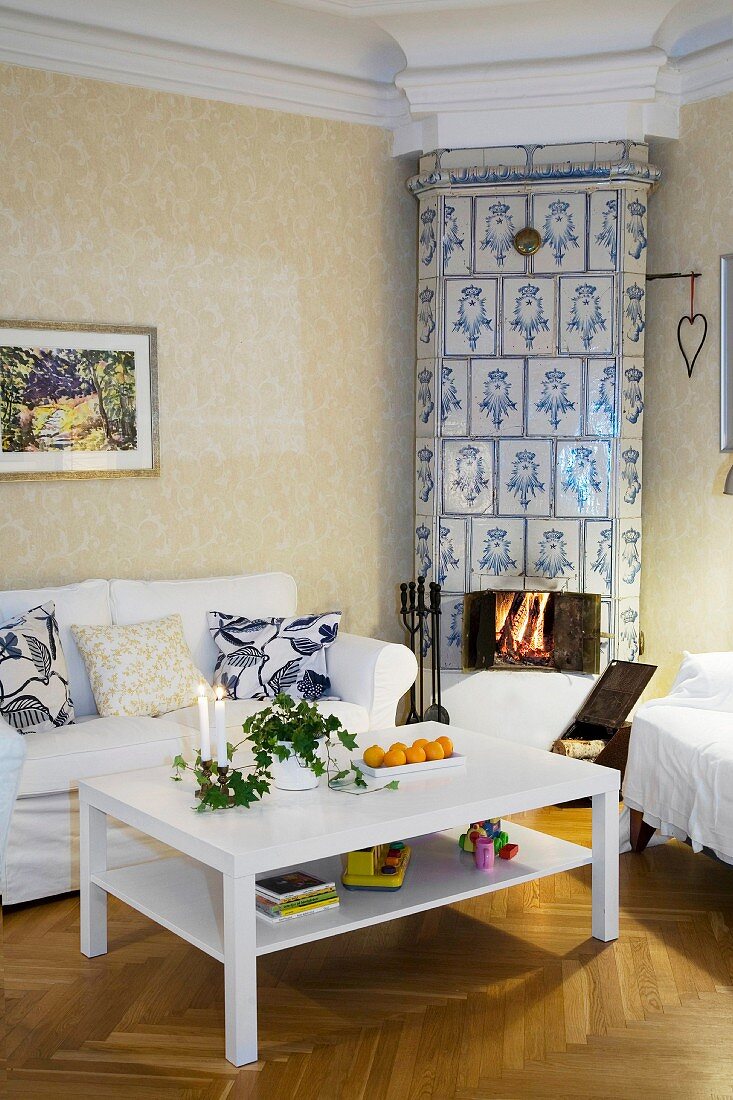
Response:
[462, 589, 601, 674]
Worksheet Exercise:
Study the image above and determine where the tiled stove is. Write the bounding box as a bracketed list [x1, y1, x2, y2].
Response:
[409, 142, 659, 671]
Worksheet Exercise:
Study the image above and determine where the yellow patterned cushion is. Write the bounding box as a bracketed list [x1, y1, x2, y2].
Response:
[72, 615, 211, 718]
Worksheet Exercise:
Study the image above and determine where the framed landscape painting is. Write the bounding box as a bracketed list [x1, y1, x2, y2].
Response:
[0, 320, 159, 480]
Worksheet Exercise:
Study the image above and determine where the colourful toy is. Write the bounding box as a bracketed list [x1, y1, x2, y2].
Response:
[342, 841, 411, 890]
[474, 836, 495, 870]
[486, 818, 502, 838]
[499, 843, 519, 860]
[493, 831, 509, 853]
[458, 823, 487, 854]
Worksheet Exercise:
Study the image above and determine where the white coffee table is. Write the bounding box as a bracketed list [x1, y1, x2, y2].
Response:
[78, 722, 619, 1067]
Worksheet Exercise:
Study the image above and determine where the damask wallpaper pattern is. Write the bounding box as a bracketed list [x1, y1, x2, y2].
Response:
[0, 64, 416, 642]
[644, 94, 733, 695]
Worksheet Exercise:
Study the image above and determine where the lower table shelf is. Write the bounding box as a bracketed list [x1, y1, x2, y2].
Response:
[93, 821, 591, 964]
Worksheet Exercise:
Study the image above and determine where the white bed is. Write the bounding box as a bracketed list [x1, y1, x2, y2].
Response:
[623, 652, 733, 864]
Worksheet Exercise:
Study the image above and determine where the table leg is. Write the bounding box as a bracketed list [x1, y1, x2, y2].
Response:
[591, 790, 619, 942]
[80, 800, 108, 957]
[223, 874, 258, 1066]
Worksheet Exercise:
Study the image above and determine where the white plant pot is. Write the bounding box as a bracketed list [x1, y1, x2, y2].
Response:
[271, 739, 326, 791]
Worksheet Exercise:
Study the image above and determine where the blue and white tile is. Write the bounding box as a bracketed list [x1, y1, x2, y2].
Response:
[588, 190, 619, 271]
[617, 520, 642, 595]
[415, 439, 436, 516]
[414, 517, 434, 583]
[442, 196, 472, 275]
[616, 598, 640, 662]
[416, 361, 436, 436]
[441, 594, 465, 670]
[471, 357, 524, 436]
[555, 440, 611, 518]
[473, 195, 527, 273]
[442, 439, 494, 514]
[498, 439, 552, 516]
[439, 359, 469, 436]
[532, 191, 587, 273]
[583, 519, 614, 595]
[417, 278, 437, 356]
[436, 517, 467, 589]
[527, 357, 582, 436]
[444, 278, 498, 356]
[470, 517, 525, 580]
[418, 198, 439, 277]
[621, 359, 645, 436]
[622, 189, 648, 274]
[559, 275, 614, 355]
[501, 276, 555, 356]
[586, 358, 618, 436]
[617, 440, 643, 517]
[525, 519, 581, 591]
[600, 599, 613, 670]
[622, 274, 646, 354]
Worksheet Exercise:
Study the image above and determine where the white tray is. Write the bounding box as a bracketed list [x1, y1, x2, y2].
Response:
[360, 751, 466, 779]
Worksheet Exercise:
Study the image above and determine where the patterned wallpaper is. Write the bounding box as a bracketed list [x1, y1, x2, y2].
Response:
[644, 93, 733, 696]
[0, 64, 417, 642]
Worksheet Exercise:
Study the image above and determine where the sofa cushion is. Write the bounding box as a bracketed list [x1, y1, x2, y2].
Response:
[72, 615, 211, 718]
[0, 580, 111, 718]
[18, 714, 199, 798]
[0, 603, 75, 732]
[166, 697, 370, 739]
[209, 611, 340, 701]
[110, 573, 298, 684]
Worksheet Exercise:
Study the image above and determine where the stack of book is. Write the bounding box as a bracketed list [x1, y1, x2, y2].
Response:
[255, 871, 339, 924]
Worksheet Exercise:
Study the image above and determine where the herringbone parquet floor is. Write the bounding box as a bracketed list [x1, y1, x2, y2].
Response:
[4, 807, 733, 1099]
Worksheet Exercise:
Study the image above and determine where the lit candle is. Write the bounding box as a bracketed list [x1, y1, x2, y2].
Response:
[197, 682, 211, 762]
[214, 685, 227, 767]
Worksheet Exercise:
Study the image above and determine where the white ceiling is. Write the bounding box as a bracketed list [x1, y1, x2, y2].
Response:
[0, 0, 731, 153]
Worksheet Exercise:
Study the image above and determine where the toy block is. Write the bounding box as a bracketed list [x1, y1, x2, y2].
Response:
[499, 843, 519, 860]
[493, 831, 509, 853]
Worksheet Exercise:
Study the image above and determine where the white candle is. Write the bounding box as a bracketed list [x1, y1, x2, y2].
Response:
[214, 685, 227, 767]
[197, 683, 211, 762]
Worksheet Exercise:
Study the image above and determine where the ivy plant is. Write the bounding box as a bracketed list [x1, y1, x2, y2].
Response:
[172, 692, 398, 812]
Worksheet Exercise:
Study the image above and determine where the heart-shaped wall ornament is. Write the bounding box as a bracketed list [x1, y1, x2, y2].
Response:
[677, 312, 708, 378]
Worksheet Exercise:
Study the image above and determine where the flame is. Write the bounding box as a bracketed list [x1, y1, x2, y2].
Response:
[495, 591, 553, 666]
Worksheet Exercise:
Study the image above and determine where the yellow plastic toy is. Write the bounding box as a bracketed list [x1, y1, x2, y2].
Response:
[342, 841, 411, 890]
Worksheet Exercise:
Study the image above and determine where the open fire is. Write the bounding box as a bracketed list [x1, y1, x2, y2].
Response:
[495, 591, 554, 667]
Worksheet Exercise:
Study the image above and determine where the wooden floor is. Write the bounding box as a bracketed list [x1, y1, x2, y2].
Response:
[4, 807, 733, 1099]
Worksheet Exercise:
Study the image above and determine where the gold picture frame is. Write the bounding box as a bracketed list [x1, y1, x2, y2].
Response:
[0, 319, 159, 480]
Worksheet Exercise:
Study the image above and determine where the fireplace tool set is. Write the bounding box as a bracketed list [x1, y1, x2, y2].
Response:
[399, 577, 449, 725]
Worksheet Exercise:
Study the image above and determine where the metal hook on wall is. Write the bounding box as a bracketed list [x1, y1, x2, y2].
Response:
[646, 270, 708, 378]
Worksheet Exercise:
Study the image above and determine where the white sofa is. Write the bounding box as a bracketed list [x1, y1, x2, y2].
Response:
[624, 652, 733, 864]
[1, 572, 417, 904]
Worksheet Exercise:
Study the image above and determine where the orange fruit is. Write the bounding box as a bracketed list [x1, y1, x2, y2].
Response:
[424, 741, 445, 761]
[389, 741, 408, 753]
[436, 735, 454, 758]
[405, 745, 427, 764]
[412, 738, 429, 749]
[362, 745, 385, 769]
[383, 748, 407, 767]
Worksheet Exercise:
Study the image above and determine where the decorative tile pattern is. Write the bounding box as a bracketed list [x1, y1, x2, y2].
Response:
[417, 279, 437, 355]
[532, 191, 587, 273]
[555, 440, 611, 517]
[440, 594, 464, 669]
[471, 517, 525, 578]
[618, 441, 643, 517]
[586, 358, 618, 436]
[442, 196, 472, 275]
[442, 439, 494, 515]
[525, 519, 581, 590]
[437, 517, 467, 589]
[622, 274, 646, 354]
[501, 277, 555, 355]
[439, 359, 469, 435]
[444, 278, 498, 356]
[415, 517, 434, 582]
[617, 520, 642, 595]
[471, 358, 524, 435]
[498, 439, 552, 516]
[474, 195, 527, 273]
[418, 198, 439, 277]
[527, 358, 582, 436]
[584, 519, 614, 594]
[559, 276, 614, 355]
[622, 190, 648, 273]
[416, 440, 436, 516]
[616, 598, 640, 662]
[621, 359, 645, 435]
[416, 361, 436, 436]
[588, 190, 618, 271]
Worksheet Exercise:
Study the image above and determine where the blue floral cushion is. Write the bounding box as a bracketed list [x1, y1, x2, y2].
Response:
[208, 611, 341, 702]
[0, 603, 75, 733]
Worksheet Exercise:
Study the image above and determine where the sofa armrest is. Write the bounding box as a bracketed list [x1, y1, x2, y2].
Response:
[326, 632, 418, 731]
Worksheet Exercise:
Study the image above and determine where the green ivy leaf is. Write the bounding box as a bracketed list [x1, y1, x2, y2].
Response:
[384, 780, 400, 791]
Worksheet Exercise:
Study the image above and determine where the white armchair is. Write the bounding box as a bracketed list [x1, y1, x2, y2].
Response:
[0, 717, 26, 898]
